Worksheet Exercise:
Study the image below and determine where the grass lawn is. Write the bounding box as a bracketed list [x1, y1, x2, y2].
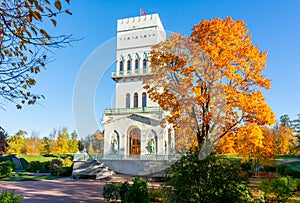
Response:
[17, 155, 55, 163]
[275, 154, 300, 162]
[284, 161, 300, 172]
[1, 171, 59, 181]
[222, 154, 242, 163]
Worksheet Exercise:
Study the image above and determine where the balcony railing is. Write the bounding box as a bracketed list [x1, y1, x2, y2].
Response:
[73, 153, 180, 161]
[112, 68, 149, 78]
[105, 106, 163, 115]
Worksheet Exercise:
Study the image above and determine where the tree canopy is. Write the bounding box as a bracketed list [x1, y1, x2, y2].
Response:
[144, 16, 275, 149]
[0, 0, 74, 109]
[0, 127, 8, 154]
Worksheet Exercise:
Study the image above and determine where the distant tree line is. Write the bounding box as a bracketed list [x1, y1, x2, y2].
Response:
[0, 127, 104, 155]
[216, 114, 300, 161]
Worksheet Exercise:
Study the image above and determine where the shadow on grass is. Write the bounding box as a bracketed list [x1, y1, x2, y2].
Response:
[1, 172, 63, 181]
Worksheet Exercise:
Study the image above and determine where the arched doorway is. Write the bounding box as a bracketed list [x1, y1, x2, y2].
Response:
[129, 128, 141, 155]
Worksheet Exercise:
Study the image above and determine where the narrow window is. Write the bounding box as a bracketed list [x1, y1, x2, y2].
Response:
[143, 59, 147, 69]
[126, 93, 130, 108]
[119, 61, 123, 72]
[135, 59, 139, 73]
[143, 59, 147, 73]
[142, 92, 147, 107]
[133, 93, 138, 108]
[127, 60, 131, 72]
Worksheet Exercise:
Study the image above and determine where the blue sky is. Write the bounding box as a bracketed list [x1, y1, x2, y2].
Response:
[0, 0, 299, 138]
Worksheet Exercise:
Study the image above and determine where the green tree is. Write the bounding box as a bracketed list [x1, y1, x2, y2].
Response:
[77, 140, 84, 152]
[291, 114, 300, 151]
[280, 114, 291, 127]
[0, 127, 8, 155]
[165, 151, 254, 203]
[0, 0, 74, 109]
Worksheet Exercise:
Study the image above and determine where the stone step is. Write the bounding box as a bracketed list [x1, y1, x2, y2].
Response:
[72, 160, 115, 179]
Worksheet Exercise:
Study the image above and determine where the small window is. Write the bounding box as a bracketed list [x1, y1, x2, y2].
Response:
[142, 92, 147, 107]
[133, 93, 138, 108]
[126, 93, 130, 108]
[127, 60, 131, 71]
[143, 59, 147, 69]
[135, 59, 139, 70]
[119, 61, 123, 72]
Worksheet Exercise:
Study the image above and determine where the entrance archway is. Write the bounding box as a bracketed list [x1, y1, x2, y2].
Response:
[129, 128, 141, 155]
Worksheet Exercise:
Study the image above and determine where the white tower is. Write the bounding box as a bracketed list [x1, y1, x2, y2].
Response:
[103, 14, 173, 159]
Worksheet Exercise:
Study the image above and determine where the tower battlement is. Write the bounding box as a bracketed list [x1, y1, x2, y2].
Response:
[117, 13, 164, 33]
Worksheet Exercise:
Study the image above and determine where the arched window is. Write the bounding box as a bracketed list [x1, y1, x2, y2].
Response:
[135, 59, 139, 73]
[143, 59, 147, 73]
[142, 92, 147, 107]
[119, 61, 123, 72]
[126, 93, 130, 108]
[133, 93, 138, 108]
[143, 59, 147, 69]
[127, 60, 131, 72]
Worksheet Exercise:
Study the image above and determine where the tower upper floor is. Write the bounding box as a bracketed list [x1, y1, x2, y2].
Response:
[112, 14, 166, 80]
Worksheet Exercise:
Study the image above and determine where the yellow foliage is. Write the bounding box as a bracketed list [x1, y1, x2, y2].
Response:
[274, 125, 297, 154]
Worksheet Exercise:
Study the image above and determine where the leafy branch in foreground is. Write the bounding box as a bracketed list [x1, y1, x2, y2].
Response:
[0, 0, 76, 109]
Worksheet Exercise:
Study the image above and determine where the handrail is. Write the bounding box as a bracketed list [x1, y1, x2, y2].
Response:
[105, 106, 163, 115]
[112, 68, 149, 77]
[73, 153, 180, 161]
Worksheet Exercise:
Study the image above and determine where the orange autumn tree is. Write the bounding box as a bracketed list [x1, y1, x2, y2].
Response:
[273, 124, 297, 154]
[216, 124, 276, 161]
[215, 131, 236, 154]
[144, 16, 275, 150]
[234, 123, 275, 162]
[234, 123, 264, 162]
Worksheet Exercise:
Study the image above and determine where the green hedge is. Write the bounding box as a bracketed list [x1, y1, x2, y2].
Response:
[0, 190, 23, 202]
[0, 161, 16, 177]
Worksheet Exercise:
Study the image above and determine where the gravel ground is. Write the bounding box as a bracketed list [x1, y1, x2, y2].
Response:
[0, 176, 130, 203]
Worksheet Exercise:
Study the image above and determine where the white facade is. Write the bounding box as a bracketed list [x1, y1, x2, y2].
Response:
[103, 14, 174, 158]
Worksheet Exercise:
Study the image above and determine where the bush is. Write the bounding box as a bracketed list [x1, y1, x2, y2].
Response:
[49, 159, 62, 175]
[0, 154, 17, 162]
[295, 178, 300, 191]
[102, 181, 130, 202]
[276, 164, 300, 178]
[260, 165, 276, 173]
[0, 190, 23, 203]
[102, 182, 122, 202]
[165, 152, 254, 203]
[102, 179, 148, 203]
[148, 187, 167, 202]
[119, 181, 130, 202]
[125, 178, 149, 203]
[27, 161, 45, 172]
[259, 176, 297, 202]
[49, 158, 72, 176]
[0, 161, 16, 177]
[240, 162, 252, 172]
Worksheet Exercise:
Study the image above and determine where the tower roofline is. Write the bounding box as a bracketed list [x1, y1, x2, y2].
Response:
[117, 13, 165, 33]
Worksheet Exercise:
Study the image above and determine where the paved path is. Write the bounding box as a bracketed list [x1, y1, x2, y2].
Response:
[0, 178, 110, 203]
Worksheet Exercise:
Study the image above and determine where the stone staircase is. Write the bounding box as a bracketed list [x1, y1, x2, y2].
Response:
[72, 160, 115, 179]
